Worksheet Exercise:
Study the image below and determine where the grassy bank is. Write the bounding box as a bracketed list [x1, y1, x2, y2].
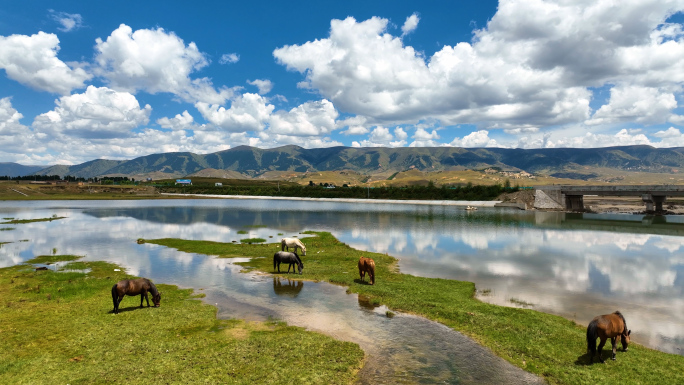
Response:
[148, 232, 684, 385]
[0, 255, 363, 384]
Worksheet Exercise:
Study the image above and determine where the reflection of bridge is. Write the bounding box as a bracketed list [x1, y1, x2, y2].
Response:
[535, 213, 684, 237]
[534, 185, 684, 211]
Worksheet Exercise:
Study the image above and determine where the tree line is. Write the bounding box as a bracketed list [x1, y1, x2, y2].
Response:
[158, 182, 515, 201]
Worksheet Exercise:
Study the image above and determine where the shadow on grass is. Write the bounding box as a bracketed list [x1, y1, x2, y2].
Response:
[575, 351, 616, 366]
[353, 278, 373, 285]
[109, 305, 159, 314]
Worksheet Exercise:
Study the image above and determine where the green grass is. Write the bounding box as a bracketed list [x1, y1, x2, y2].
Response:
[0, 227, 15, 231]
[1, 216, 67, 224]
[0, 254, 363, 384]
[237, 230, 248, 234]
[146, 232, 684, 385]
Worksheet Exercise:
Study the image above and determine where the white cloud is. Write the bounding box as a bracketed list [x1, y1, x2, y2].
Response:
[353, 126, 407, 147]
[401, 13, 420, 36]
[394, 127, 408, 140]
[195, 93, 274, 132]
[247, 79, 273, 95]
[95, 24, 232, 104]
[449, 130, 499, 147]
[156, 110, 196, 131]
[0, 98, 41, 162]
[0, 32, 91, 94]
[49, 11, 83, 32]
[587, 85, 680, 125]
[274, 3, 684, 134]
[219, 53, 240, 64]
[32, 85, 151, 139]
[268, 99, 338, 136]
[257, 132, 343, 148]
[504, 126, 540, 135]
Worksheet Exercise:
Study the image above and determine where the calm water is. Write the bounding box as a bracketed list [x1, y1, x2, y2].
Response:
[0, 199, 682, 378]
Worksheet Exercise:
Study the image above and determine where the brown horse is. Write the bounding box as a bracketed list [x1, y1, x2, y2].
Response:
[586, 311, 631, 363]
[358, 256, 375, 285]
[111, 278, 161, 314]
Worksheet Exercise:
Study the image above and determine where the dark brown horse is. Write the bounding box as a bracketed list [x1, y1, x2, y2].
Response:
[358, 256, 375, 285]
[273, 251, 303, 274]
[111, 278, 161, 314]
[586, 311, 631, 363]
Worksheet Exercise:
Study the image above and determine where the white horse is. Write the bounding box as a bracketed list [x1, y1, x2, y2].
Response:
[281, 237, 306, 256]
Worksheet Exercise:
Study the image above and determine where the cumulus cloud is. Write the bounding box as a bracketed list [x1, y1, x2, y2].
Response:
[49, 11, 83, 32]
[268, 99, 338, 136]
[273, 2, 684, 134]
[156, 110, 196, 131]
[449, 130, 500, 147]
[0, 32, 91, 94]
[195, 93, 274, 132]
[353, 126, 407, 147]
[219, 53, 240, 64]
[94, 24, 232, 104]
[401, 13, 420, 36]
[0, 98, 42, 162]
[587, 85, 680, 125]
[32, 85, 151, 139]
[247, 79, 273, 94]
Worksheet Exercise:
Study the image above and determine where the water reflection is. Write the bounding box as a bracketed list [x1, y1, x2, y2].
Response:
[0, 199, 682, 358]
[273, 277, 304, 298]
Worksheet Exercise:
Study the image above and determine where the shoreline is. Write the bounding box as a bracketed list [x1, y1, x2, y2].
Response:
[161, 192, 503, 207]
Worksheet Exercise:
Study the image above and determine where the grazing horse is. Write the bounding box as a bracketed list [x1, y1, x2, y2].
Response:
[274, 251, 303, 274]
[281, 237, 306, 256]
[586, 311, 631, 363]
[358, 256, 375, 285]
[111, 278, 161, 314]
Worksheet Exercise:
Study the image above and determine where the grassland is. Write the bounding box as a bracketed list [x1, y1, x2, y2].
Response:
[0, 255, 363, 384]
[147, 232, 684, 385]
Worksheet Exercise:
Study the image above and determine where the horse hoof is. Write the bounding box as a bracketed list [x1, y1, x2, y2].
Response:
[611, 357, 616, 361]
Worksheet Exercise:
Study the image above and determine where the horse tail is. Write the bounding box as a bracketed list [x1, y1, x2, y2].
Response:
[586, 319, 599, 355]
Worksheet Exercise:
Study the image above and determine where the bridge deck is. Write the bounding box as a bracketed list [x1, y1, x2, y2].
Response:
[536, 185, 684, 196]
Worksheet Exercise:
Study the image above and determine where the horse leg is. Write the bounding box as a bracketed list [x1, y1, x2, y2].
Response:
[611, 336, 617, 360]
[144, 290, 151, 307]
[597, 337, 607, 363]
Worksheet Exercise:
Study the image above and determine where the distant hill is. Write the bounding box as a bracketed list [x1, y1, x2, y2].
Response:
[0, 162, 49, 177]
[14, 145, 684, 180]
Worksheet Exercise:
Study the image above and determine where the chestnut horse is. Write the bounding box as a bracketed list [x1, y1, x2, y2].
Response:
[358, 256, 375, 285]
[586, 311, 631, 363]
[111, 278, 161, 314]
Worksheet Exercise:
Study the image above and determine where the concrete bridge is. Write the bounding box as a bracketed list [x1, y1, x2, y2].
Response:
[533, 185, 684, 212]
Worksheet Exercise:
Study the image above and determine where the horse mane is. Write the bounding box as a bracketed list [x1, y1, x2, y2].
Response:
[146, 279, 159, 296]
[613, 311, 627, 333]
[293, 252, 302, 266]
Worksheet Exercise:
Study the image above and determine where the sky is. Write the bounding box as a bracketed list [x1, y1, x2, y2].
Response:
[1, 0, 684, 166]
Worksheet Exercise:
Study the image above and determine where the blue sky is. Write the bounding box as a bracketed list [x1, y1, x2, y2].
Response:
[1, 0, 683, 165]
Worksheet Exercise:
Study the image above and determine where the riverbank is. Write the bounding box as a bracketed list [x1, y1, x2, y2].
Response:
[0, 255, 363, 384]
[147, 232, 684, 385]
[161, 193, 502, 207]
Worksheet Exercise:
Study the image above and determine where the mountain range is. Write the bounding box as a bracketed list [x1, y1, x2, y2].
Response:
[5, 145, 684, 180]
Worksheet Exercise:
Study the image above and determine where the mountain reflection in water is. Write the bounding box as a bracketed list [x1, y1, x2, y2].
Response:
[0, 199, 682, 357]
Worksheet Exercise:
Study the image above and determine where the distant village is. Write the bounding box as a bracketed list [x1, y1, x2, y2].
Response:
[483, 168, 536, 179]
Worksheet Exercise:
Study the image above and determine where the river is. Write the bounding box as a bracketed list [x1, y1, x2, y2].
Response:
[1, 199, 682, 381]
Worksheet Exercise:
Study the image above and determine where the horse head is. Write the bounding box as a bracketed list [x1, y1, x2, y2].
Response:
[621, 329, 631, 351]
[153, 292, 161, 307]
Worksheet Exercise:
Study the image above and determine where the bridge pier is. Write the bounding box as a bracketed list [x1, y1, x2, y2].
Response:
[565, 195, 584, 211]
[642, 194, 666, 212]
